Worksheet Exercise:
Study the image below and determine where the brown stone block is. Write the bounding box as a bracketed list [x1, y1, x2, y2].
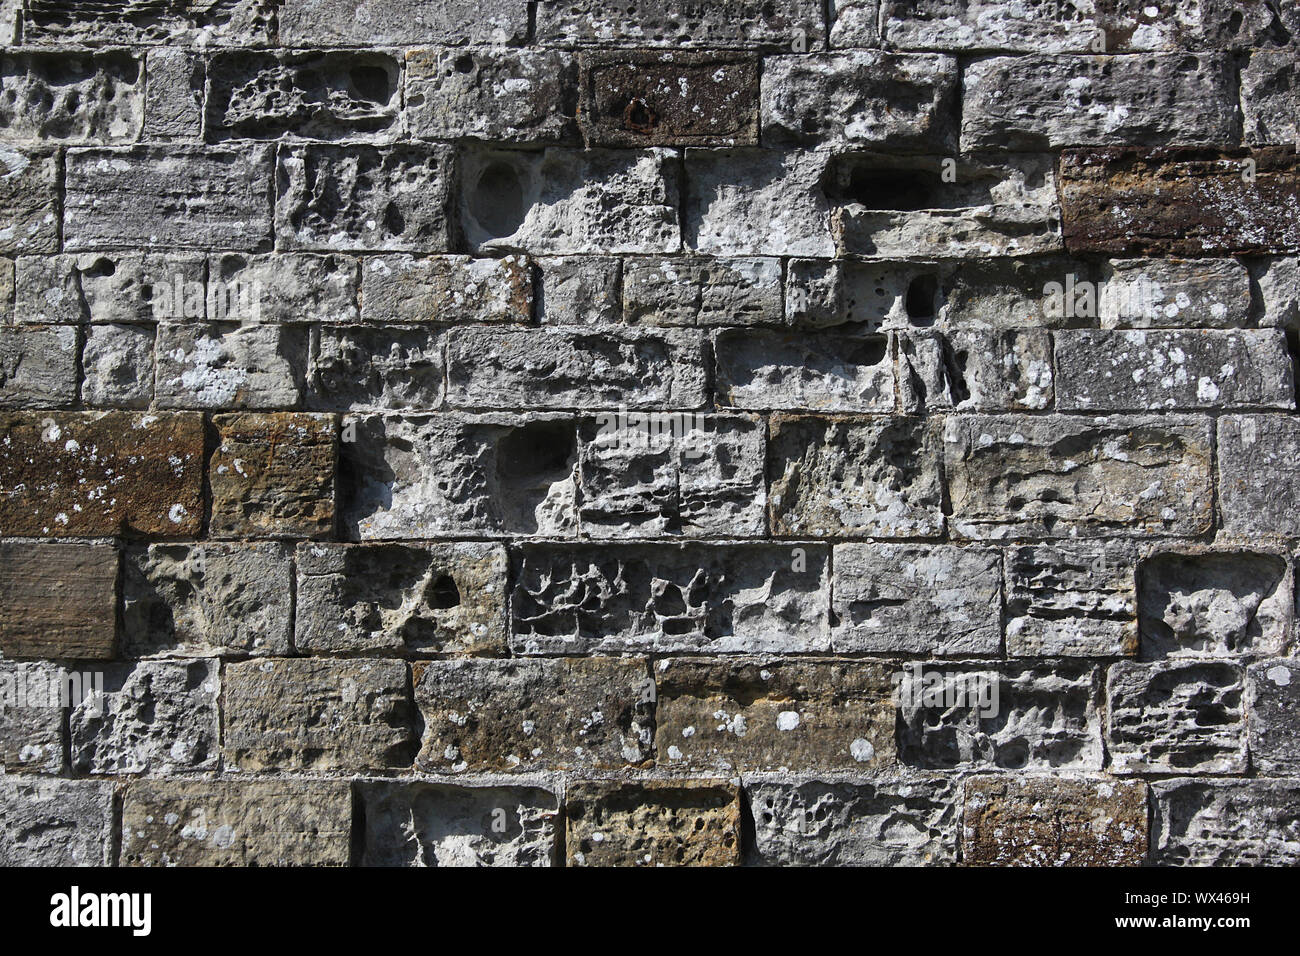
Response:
[0, 542, 118, 658]
[565, 780, 741, 867]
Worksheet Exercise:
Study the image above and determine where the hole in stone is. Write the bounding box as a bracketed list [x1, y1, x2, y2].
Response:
[496, 420, 574, 481]
[83, 258, 116, 279]
[905, 274, 939, 323]
[350, 64, 393, 103]
[469, 160, 527, 239]
[623, 97, 657, 132]
[454, 53, 475, 74]
[426, 574, 461, 610]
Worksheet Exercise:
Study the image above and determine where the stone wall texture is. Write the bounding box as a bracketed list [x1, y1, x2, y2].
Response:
[1, 0, 1299, 867]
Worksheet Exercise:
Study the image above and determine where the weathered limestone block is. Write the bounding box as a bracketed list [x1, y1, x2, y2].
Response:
[1060, 148, 1300, 255]
[0, 541, 118, 659]
[415, 657, 654, 773]
[829, 153, 1062, 258]
[309, 325, 443, 411]
[82, 324, 155, 408]
[1098, 258, 1253, 329]
[1151, 778, 1300, 865]
[580, 50, 757, 147]
[826, 0, 879, 46]
[762, 52, 957, 151]
[0, 149, 58, 254]
[357, 781, 559, 867]
[0, 51, 143, 144]
[622, 257, 781, 327]
[339, 413, 578, 540]
[0, 325, 77, 407]
[537, 0, 824, 49]
[15, 252, 205, 324]
[295, 542, 507, 655]
[715, 330, 894, 412]
[1138, 550, 1290, 660]
[276, 144, 453, 252]
[122, 779, 353, 867]
[684, 148, 833, 256]
[361, 255, 531, 324]
[23, 0, 278, 46]
[748, 776, 959, 866]
[0, 661, 65, 772]
[878, 0, 1293, 52]
[1107, 661, 1246, 774]
[0, 778, 113, 866]
[898, 329, 1053, 412]
[1005, 542, 1138, 657]
[1055, 330, 1293, 411]
[458, 148, 680, 254]
[1255, 257, 1300, 330]
[71, 660, 219, 775]
[65, 146, 274, 251]
[536, 257, 621, 325]
[207, 51, 399, 140]
[511, 543, 829, 655]
[565, 780, 741, 867]
[122, 543, 294, 658]
[939, 256, 1093, 328]
[1242, 49, 1298, 146]
[831, 544, 1001, 655]
[962, 776, 1148, 867]
[280, 0, 528, 46]
[898, 663, 1103, 771]
[223, 658, 417, 772]
[210, 253, 360, 325]
[446, 327, 705, 410]
[655, 659, 895, 772]
[944, 414, 1214, 539]
[768, 414, 944, 538]
[962, 54, 1237, 151]
[1248, 660, 1300, 774]
[0, 411, 205, 536]
[1218, 415, 1300, 537]
[155, 323, 307, 409]
[407, 48, 577, 143]
[144, 48, 203, 140]
[210, 413, 336, 539]
[577, 412, 765, 538]
[785, 258, 939, 330]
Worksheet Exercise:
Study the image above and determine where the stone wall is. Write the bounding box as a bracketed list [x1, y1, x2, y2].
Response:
[1, 0, 1299, 866]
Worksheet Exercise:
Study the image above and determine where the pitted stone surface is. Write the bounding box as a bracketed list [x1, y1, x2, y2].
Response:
[1005, 542, 1138, 657]
[0, 778, 113, 866]
[360, 255, 531, 325]
[0, 51, 144, 144]
[1218, 415, 1300, 538]
[0, 661, 66, 772]
[1247, 659, 1300, 774]
[565, 780, 741, 867]
[1150, 779, 1300, 866]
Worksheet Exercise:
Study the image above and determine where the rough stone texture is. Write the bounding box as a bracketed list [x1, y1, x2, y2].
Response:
[962, 776, 1148, 867]
[768, 414, 944, 538]
[655, 658, 895, 772]
[82, 324, 155, 407]
[121, 779, 352, 867]
[0, 541, 119, 659]
[0, 325, 77, 407]
[511, 544, 829, 655]
[1137, 550, 1290, 660]
[537, 0, 824, 49]
[223, 658, 417, 772]
[0, 411, 205, 536]
[122, 543, 293, 658]
[1060, 147, 1300, 256]
[360, 255, 531, 325]
[715, 330, 893, 412]
[210, 413, 336, 539]
[0, 661, 65, 772]
[831, 544, 1002, 655]
[536, 256, 621, 325]
[1097, 258, 1253, 329]
[898, 663, 1103, 771]
[211, 253, 360, 325]
[407, 48, 577, 144]
[1150, 778, 1300, 865]
[0, 149, 58, 254]
[1005, 542, 1138, 657]
[944, 414, 1214, 539]
[144, 48, 203, 141]
[898, 329, 1054, 412]
[1054, 329, 1293, 411]
[458, 148, 681, 254]
[1241, 49, 1298, 146]
[23, 0, 279, 46]
[357, 781, 559, 867]
[415, 657, 654, 773]
[309, 325, 443, 411]
[747, 776, 959, 866]
[1255, 257, 1300, 330]
[961, 54, 1237, 151]
[762, 52, 957, 151]
[280, 0, 529, 47]
[1107, 661, 1247, 774]
[0, 778, 113, 866]
[622, 256, 780, 327]
[565, 780, 741, 867]
[65, 146, 274, 251]
[1218, 415, 1300, 538]
[581, 50, 757, 148]
[15, 252, 206, 325]
[276, 144, 453, 252]
[0, 51, 144, 144]
[1247, 659, 1300, 775]
[155, 323, 307, 409]
[70, 659, 220, 775]
[295, 542, 508, 656]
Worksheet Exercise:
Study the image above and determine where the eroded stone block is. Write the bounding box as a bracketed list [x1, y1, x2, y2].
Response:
[536, 256, 620, 325]
[0, 541, 118, 659]
[144, 48, 203, 140]
[309, 325, 443, 411]
[1098, 258, 1252, 329]
[0, 660, 65, 772]
[0, 325, 77, 407]
[622, 256, 780, 327]
[156, 323, 307, 409]
[1218, 415, 1300, 538]
[1248, 660, 1300, 774]
[1005, 542, 1138, 657]
[210, 253, 359, 325]
[0, 778, 113, 866]
[1242, 49, 1298, 146]
[537, 0, 823, 49]
[280, 0, 528, 46]
[898, 329, 1053, 412]
[360, 255, 530, 324]
[82, 324, 155, 408]
[715, 330, 893, 412]
[1151, 778, 1300, 865]
[0, 51, 143, 144]
[565, 780, 741, 867]
[23, 0, 278, 45]
[0, 149, 58, 254]
[15, 252, 205, 324]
